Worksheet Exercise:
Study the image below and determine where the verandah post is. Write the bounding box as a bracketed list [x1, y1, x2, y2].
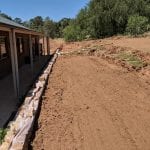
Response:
[43, 36, 45, 55]
[39, 37, 41, 60]
[29, 34, 34, 75]
[46, 37, 50, 55]
[9, 29, 20, 98]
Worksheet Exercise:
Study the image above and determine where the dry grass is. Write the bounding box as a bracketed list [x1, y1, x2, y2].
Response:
[117, 52, 146, 69]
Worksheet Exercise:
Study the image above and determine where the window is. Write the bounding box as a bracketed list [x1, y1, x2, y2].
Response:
[16, 37, 24, 54]
[0, 36, 8, 60]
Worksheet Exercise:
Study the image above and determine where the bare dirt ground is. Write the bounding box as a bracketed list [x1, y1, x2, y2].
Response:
[31, 36, 150, 150]
[50, 36, 150, 53]
[50, 36, 150, 82]
[32, 57, 150, 149]
[104, 36, 150, 53]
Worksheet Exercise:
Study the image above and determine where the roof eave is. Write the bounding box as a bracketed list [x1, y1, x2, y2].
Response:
[0, 23, 44, 36]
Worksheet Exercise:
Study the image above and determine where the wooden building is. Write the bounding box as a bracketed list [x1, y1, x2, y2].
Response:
[0, 16, 50, 97]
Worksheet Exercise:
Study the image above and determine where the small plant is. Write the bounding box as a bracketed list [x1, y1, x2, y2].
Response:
[0, 128, 7, 144]
[118, 52, 145, 69]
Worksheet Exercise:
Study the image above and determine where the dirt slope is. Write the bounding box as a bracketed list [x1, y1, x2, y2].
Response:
[50, 36, 150, 53]
[32, 55, 150, 150]
[104, 37, 150, 53]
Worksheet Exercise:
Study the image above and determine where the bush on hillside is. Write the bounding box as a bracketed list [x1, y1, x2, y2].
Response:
[126, 15, 149, 36]
[63, 24, 85, 42]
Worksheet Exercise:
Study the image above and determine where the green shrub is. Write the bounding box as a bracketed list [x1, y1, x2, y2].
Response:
[126, 15, 149, 36]
[63, 23, 89, 42]
[63, 25, 80, 42]
[0, 128, 7, 144]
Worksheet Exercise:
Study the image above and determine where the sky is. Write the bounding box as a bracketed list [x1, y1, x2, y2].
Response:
[0, 0, 90, 21]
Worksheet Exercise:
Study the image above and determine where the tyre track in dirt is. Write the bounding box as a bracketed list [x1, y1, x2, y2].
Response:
[31, 55, 150, 150]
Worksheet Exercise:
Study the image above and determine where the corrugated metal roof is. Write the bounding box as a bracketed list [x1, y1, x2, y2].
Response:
[0, 15, 30, 30]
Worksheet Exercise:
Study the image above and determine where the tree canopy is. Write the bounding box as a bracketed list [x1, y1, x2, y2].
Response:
[0, 0, 150, 40]
[0, 11, 71, 39]
[63, 0, 150, 41]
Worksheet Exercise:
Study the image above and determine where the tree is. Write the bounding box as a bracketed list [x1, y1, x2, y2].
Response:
[57, 18, 72, 37]
[112, 0, 128, 33]
[14, 18, 22, 24]
[22, 21, 30, 28]
[29, 16, 44, 32]
[0, 11, 12, 20]
[76, 7, 91, 38]
[43, 17, 56, 38]
[63, 0, 150, 41]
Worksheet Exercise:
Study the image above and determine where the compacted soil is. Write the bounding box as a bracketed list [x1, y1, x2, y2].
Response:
[31, 54, 150, 150]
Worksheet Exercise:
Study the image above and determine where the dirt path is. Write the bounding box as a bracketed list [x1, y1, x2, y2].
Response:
[32, 55, 150, 150]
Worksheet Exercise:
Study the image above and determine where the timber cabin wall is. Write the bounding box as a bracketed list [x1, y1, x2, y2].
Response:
[32, 36, 40, 57]
[15, 33, 30, 67]
[0, 30, 11, 78]
[0, 31, 41, 79]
